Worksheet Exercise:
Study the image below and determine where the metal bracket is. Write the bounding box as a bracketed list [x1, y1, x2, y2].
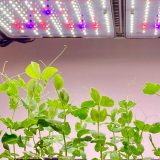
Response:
[0, 31, 35, 47]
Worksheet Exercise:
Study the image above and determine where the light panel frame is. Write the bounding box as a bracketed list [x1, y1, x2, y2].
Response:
[126, 0, 160, 38]
[0, 0, 115, 38]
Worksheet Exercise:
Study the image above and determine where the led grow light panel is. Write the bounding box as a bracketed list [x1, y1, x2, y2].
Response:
[126, 0, 160, 38]
[0, 0, 114, 38]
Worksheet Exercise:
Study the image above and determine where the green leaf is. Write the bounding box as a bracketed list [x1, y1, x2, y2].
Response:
[95, 143, 101, 152]
[90, 108, 99, 122]
[0, 117, 14, 128]
[61, 122, 71, 135]
[119, 100, 136, 110]
[134, 120, 145, 130]
[0, 150, 15, 159]
[48, 103, 57, 119]
[110, 151, 120, 160]
[6, 80, 18, 96]
[72, 108, 88, 120]
[77, 129, 90, 138]
[53, 74, 64, 90]
[100, 96, 114, 107]
[99, 108, 107, 122]
[127, 111, 133, 123]
[47, 99, 63, 109]
[37, 119, 62, 133]
[130, 144, 144, 156]
[143, 83, 160, 95]
[90, 88, 100, 104]
[9, 96, 19, 111]
[82, 136, 92, 141]
[59, 89, 69, 104]
[110, 108, 118, 122]
[25, 62, 41, 79]
[21, 118, 37, 128]
[72, 149, 81, 157]
[118, 112, 132, 125]
[154, 148, 160, 156]
[149, 123, 160, 133]
[75, 122, 82, 131]
[3, 144, 9, 151]
[81, 100, 96, 109]
[0, 83, 8, 92]
[27, 79, 43, 102]
[13, 76, 26, 88]
[107, 123, 122, 133]
[17, 136, 25, 148]
[2, 133, 18, 144]
[41, 67, 58, 81]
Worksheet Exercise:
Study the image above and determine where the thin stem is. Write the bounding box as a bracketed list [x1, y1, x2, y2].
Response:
[10, 110, 16, 159]
[63, 107, 68, 156]
[38, 130, 42, 157]
[38, 130, 42, 140]
[141, 154, 144, 160]
[2, 61, 8, 74]
[149, 134, 157, 150]
[10, 128, 16, 159]
[63, 133, 68, 157]
[48, 45, 67, 66]
[97, 105, 103, 160]
[97, 105, 100, 135]
[56, 89, 68, 157]
[33, 136, 36, 146]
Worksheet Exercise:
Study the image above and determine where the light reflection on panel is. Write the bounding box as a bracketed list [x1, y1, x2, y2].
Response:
[0, 0, 114, 38]
[126, 0, 160, 38]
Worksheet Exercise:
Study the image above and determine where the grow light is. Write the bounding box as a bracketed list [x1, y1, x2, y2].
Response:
[0, 0, 114, 38]
[126, 0, 160, 38]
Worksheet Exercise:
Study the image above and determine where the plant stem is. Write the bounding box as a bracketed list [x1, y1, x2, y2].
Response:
[10, 128, 16, 159]
[63, 133, 67, 157]
[56, 89, 68, 157]
[33, 136, 38, 158]
[97, 105, 100, 135]
[63, 107, 68, 157]
[38, 130, 42, 140]
[11, 110, 16, 159]
[38, 130, 42, 157]
[149, 134, 157, 150]
[32, 135, 35, 145]
[97, 105, 103, 160]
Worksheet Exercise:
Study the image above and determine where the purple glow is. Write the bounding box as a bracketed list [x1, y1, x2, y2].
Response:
[25, 23, 35, 29]
[77, 23, 87, 29]
[43, 9, 52, 15]
[155, 23, 160, 29]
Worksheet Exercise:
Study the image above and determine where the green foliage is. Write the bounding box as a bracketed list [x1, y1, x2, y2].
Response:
[53, 74, 64, 90]
[99, 108, 107, 122]
[25, 61, 41, 79]
[81, 100, 96, 109]
[90, 108, 99, 122]
[143, 82, 160, 95]
[72, 107, 88, 120]
[0, 61, 160, 160]
[90, 88, 101, 104]
[110, 151, 121, 160]
[100, 96, 114, 107]
[149, 123, 160, 133]
[2, 133, 18, 144]
[41, 66, 58, 81]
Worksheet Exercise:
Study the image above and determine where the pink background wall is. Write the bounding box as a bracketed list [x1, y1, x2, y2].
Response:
[0, 39, 160, 159]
